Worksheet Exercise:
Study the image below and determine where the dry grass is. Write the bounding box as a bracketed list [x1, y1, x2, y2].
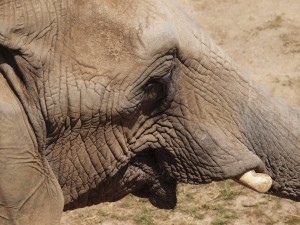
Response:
[280, 31, 300, 54]
[256, 15, 284, 31]
[62, 181, 300, 225]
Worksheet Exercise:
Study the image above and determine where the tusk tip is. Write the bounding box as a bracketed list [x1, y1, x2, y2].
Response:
[235, 170, 272, 193]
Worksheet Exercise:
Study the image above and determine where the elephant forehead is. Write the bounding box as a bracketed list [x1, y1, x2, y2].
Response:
[68, 0, 178, 69]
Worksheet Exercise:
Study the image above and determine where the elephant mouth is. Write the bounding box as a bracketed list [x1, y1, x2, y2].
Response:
[129, 150, 178, 209]
[132, 179, 177, 209]
[129, 149, 273, 209]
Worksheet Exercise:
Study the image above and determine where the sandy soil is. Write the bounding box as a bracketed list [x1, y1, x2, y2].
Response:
[62, 1, 300, 224]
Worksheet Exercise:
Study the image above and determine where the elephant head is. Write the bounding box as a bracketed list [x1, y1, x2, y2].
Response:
[0, 0, 299, 224]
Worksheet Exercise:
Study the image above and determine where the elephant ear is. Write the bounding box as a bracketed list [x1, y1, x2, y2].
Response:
[0, 71, 64, 224]
[0, 0, 68, 137]
[0, 2, 64, 224]
[0, 0, 59, 144]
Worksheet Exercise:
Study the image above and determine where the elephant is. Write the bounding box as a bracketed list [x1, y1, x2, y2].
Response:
[0, 0, 299, 224]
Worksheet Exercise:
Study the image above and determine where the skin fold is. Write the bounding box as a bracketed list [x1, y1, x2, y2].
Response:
[0, 0, 299, 224]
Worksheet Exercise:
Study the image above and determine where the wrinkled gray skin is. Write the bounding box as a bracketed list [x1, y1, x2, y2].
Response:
[0, 0, 299, 224]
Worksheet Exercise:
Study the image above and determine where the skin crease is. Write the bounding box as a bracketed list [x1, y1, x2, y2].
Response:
[0, 0, 299, 224]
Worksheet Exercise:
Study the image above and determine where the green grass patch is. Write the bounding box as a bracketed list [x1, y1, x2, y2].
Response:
[133, 211, 155, 225]
[223, 213, 238, 219]
[217, 182, 240, 201]
[211, 218, 228, 225]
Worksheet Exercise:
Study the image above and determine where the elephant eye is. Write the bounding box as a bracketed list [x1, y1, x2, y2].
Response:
[143, 69, 173, 104]
[144, 80, 166, 103]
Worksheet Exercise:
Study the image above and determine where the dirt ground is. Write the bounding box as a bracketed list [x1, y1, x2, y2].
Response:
[61, 1, 300, 224]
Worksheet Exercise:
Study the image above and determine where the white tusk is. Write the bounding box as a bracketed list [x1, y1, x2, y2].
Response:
[235, 170, 272, 193]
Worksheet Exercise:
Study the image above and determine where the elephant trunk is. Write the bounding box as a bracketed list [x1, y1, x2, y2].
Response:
[175, 15, 300, 200]
[240, 81, 300, 201]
